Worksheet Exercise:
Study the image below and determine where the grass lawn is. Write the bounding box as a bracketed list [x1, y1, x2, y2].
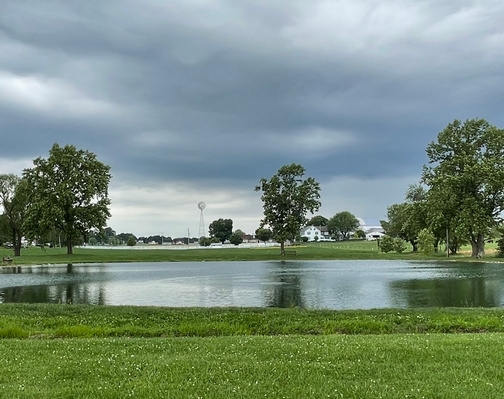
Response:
[1, 240, 500, 266]
[2, 306, 504, 398]
[2, 334, 504, 398]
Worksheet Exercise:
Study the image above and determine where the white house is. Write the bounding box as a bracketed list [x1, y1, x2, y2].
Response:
[300, 225, 332, 242]
[365, 231, 385, 241]
[357, 218, 384, 234]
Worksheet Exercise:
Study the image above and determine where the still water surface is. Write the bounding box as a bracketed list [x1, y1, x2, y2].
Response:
[1, 260, 504, 309]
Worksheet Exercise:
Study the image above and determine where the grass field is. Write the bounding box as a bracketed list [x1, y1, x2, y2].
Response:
[3, 334, 504, 398]
[1, 240, 500, 266]
[2, 305, 504, 398]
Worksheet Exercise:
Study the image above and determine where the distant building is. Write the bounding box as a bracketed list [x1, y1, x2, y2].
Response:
[242, 234, 259, 243]
[300, 225, 332, 242]
[365, 231, 385, 241]
[357, 218, 385, 240]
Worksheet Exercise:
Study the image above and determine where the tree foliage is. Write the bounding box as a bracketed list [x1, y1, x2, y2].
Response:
[23, 144, 112, 254]
[255, 164, 321, 254]
[117, 233, 136, 244]
[234, 229, 246, 238]
[417, 229, 435, 255]
[393, 237, 408, 253]
[327, 211, 359, 241]
[381, 185, 429, 252]
[199, 236, 211, 247]
[255, 227, 272, 243]
[209, 218, 233, 243]
[229, 232, 243, 246]
[379, 235, 394, 253]
[422, 119, 504, 257]
[354, 229, 366, 239]
[306, 215, 328, 227]
[0, 174, 28, 256]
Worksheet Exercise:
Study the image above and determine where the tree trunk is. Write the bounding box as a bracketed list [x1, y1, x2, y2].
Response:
[470, 234, 485, 258]
[14, 233, 22, 257]
[410, 240, 418, 252]
[280, 241, 285, 255]
[67, 237, 73, 255]
[449, 237, 459, 255]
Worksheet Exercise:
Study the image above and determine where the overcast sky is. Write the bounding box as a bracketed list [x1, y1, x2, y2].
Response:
[1, 0, 503, 237]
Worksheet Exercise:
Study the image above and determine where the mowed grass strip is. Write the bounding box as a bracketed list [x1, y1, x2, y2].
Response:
[1, 334, 504, 398]
[1, 240, 501, 265]
[2, 305, 504, 338]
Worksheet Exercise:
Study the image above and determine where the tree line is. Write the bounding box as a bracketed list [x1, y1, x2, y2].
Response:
[380, 118, 504, 258]
[254, 118, 504, 257]
[3, 118, 502, 259]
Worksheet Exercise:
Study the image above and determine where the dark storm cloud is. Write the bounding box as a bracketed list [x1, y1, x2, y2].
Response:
[1, 0, 504, 234]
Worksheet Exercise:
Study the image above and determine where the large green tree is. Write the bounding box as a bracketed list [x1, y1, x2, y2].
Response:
[0, 174, 28, 256]
[381, 184, 428, 252]
[208, 218, 233, 243]
[229, 232, 243, 246]
[255, 163, 321, 254]
[327, 211, 359, 241]
[422, 119, 504, 258]
[255, 227, 272, 244]
[23, 143, 112, 255]
[306, 215, 328, 227]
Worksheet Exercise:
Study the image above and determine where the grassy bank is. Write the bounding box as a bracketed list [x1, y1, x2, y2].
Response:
[3, 305, 504, 338]
[2, 306, 504, 398]
[2, 333, 504, 398]
[1, 240, 499, 265]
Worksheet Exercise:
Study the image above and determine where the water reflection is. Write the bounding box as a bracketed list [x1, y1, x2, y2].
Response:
[2, 261, 504, 309]
[0, 264, 108, 305]
[265, 262, 304, 308]
[388, 262, 504, 308]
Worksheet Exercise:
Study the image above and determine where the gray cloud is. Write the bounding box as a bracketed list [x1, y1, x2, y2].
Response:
[1, 0, 504, 235]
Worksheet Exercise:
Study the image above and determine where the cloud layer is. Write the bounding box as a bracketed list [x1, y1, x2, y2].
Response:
[1, 0, 503, 236]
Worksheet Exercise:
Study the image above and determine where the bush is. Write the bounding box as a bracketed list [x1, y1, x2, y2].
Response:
[354, 229, 366, 239]
[229, 232, 243, 246]
[126, 236, 136, 246]
[379, 235, 394, 253]
[199, 237, 211, 247]
[393, 238, 407, 253]
[302, 236, 309, 242]
[418, 229, 435, 255]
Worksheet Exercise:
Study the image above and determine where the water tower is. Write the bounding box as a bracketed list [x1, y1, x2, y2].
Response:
[198, 201, 206, 238]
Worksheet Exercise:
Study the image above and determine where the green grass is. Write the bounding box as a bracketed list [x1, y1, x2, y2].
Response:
[3, 305, 504, 339]
[2, 334, 504, 398]
[3, 306, 504, 397]
[1, 240, 499, 266]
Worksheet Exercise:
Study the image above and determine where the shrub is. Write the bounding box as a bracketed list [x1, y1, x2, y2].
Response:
[126, 236, 136, 246]
[393, 238, 407, 253]
[302, 236, 309, 242]
[418, 229, 435, 255]
[354, 229, 366, 239]
[199, 237, 211, 247]
[229, 232, 243, 246]
[379, 235, 394, 253]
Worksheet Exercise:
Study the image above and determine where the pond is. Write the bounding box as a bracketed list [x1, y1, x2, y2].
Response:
[1, 260, 504, 309]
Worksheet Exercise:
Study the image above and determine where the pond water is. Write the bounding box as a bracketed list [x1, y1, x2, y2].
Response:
[1, 260, 504, 309]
